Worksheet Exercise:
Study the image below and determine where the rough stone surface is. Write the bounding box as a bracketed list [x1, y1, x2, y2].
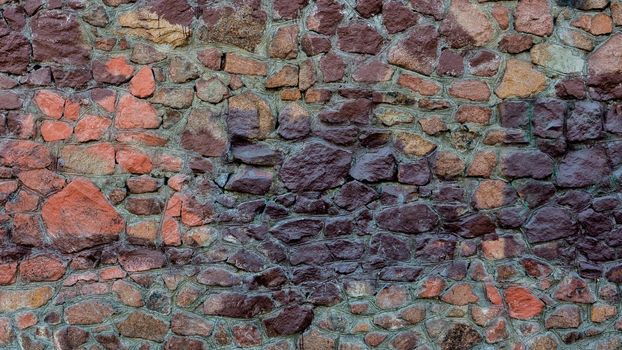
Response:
[0, 1, 619, 348]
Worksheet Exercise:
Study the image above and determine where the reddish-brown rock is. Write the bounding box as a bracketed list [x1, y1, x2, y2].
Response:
[41, 178, 124, 253]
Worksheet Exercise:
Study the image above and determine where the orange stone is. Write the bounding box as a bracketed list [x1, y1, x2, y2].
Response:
[224, 53, 267, 76]
[115, 94, 160, 129]
[75, 115, 112, 142]
[467, 151, 497, 177]
[441, 283, 479, 305]
[129, 66, 156, 98]
[473, 179, 514, 209]
[455, 105, 492, 124]
[41, 120, 72, 142]
[34, 90, 65, 119]
[127, 220, 158, 244]
[398, 73, 441, 96]
[41, 178, 124, 253]
[63, 100, 80, 121]
[448, 80, 491, 101]
[116, 146, 153, 174]
[505, 286, 544, 320]
[418, 276, 446, 298]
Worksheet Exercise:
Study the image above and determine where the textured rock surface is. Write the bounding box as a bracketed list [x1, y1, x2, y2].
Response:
[0, 1, 621, 349]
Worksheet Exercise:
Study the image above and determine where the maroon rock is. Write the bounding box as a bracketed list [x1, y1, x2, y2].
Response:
[203, 293, 273, 318]
[587, 34, 622, 100]
[270, 218, 324, 243]
[231, 143, 282, 166]
[319, 99, 373, 124]
[533, 99, 567, 139]
[376, 203, 439, 234]
[278, 103, 311, 140]
[320, 52, 346, 82]
[499, 101, 529, 128]
[333, 181, 378, 210]
[566, 101, 603, 142]
[0, 30, 31, 74]
[383, 2, 418, 33]
[468, 50, 500, 77]
[411, 0, 445, 20]
[165, 336, 205, 350]
[350, 148, 396, 182]
[437, 50, 464, 77]
[557, 146, 611, 188]
[301, 33, 331, 56]
[556, 78, 587, 99]
[388, 25, 439, 75]
[200, 6, 266, 52]
[356, 0, 382, 18]
[307, 0, 343, 35]
[31, 10, 90, 65]
[498, 34, 534, 53]
[398, 159, 431, 186]
[116, 312, 168, 342]
[524, 207, 577, 243]
[54, 327, 89, 350]
[264, 305, 314, 336]
[197, 267, 241, 287]
[149, 0, 193, 27]
[454, 214, 496, 238]
[279, 142, 352, 192]
[605, 103, 622, 134]
[225, 168, 273, 195]
[274, 0, 308, 19]
[227, 249, 266, 272]
[501, 151, 554, 179]
[337, 23, 383, 54]
[370, 234, 411, 261]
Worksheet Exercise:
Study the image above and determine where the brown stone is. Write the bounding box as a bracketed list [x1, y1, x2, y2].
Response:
[514, 0, 553, 36]
[441, 0, 495, 48]
[496, 60, 547, 99]
[269, 25, 299, 59]
[119, 8, 191, 47]
[224, 53, 267, 76]
[388, 25, 439, 75]
[448, 80, 490, 101]
[473, 180, 515, 209]
[117, 312, 169, 342]
[0, 287, 53, 312]
[64, 300, 114, 325]
[199, 6, 266, 52]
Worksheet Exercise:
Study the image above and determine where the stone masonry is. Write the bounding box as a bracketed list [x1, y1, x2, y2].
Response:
[1, 0, 622, 349]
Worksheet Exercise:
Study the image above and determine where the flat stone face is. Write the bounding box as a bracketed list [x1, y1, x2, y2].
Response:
[41, 179, 124, 253]
[279, 142, 352, 191]
[31, 11, 90, 65]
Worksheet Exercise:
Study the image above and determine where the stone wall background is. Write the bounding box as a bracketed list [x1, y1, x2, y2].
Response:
[1, 0, 622, 349]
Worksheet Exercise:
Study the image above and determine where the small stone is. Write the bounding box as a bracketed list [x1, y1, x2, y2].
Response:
[388, 24, 439, 75]
[266, 65, 299, 88]
[115, 94, 160, 129]
[319, 52, 345, 82]
[440, 324, 482, 350]
[117, 312, 168, 342]
[74, 115, 111, 142]
[587, 34, 622, 101]
[93, 56, 134, 84]
[264, 305, 314, 336]
[395, 132, 437, 156]
[195, 77, 228, 103]
[203, 293, 273, 318]
[505, 286, 544, 319]
[224, 53, 267, 76]
[19, 254, 65, 282]
[496, 59, 547, 99]
[524, 207, 577, 243]
[119, 248, 165, 272]
[307, 0, 343, 35]
[197, 47, 222, 70]
[226, 167, 273, 195]
[449, 81, 490, 101]
[59, 143, 115, 175]
[376, 203, 438, 234]
[64, 300, 114, 325]
[441, 0, 494, 48]
[501, 150, 553, 179]
[376, 285, 410, 309]
[356, 0, 382, 18]
[434, 151, 465, 178]
[169, 56, 199, 83]
[227, 92, 274, 140]
[554, 276, 595, 303]
[119, 8, 191, 47]
[531, 44, 585, 74]
[441, 283, 479, 306]
[557, 146, 610, 187]
[545, 305, 581, 329]
[350, 148, 395, 182]
[499, 34, 534, 54]
[514, 0, 553, 36]
[129, 66, 155, 98]
[172, 312, 213, 336]
[301, 33, 331, 56]
[473, 180, 515, 209]
[0, 287, 53, 312]
[592, 304, 617, 322]
[467, 151, 496, 178]
[41, 121, 72, 142]
[337, 23, 383, 54]
[398, 159, 431, 186]
[131, 43, 166, 64]
[278, 102, 310, 140]
[352, 60, 394, 83]
[269, 25, 298, 59]
[199, 6, 265, 52]
[398, 74, 441, 96]
[34, 90, 65, 119]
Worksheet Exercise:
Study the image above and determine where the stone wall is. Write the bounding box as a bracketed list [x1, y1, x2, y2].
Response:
[0, 0, 622, 349]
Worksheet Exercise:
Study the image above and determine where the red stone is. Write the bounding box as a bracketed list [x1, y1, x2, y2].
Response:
[129, 66, 155, 98]
[93, 56, 134, 84]
[41, 178, 124, 253]
[41, 120, 72, 142]
[74, 115, 111, 142]
[0, 140, 53, 170]
[34, 90, 65, 119]
[116, 146, 153, 174]
[505, 286, 544, 319]
[115, 94, 160, 129]
[19, 254, 66, 282]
